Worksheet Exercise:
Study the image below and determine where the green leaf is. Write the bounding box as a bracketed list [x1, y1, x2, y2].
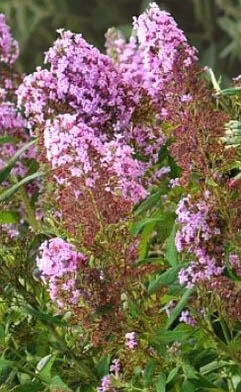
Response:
[138, 219, 159, 260]
[36, 353, 57, 383]
[0, 358, 15, 370]
[143, 360, 157, 385]
[165, 287, 195, 329]
[148, 266, 181, 295]
[0, 139, 36, 184]
[24, 306, 65, 325]
[168, 155, 181, 178]
[0, 171, 43, 201]
[155, 329, 189, 345]
[134, 190, 162, 215]
[50, 376, 72, 391]
[158, 211, 176, 244]
[0, 210, 20, 224]
[181, 380, 195, 392]
[166, 366, 180, 384]
[156, 373, 166, 392]
[165, 224, 178, 266]
[182, 363, 198, 379]
[0, 136, 18, 144]
[96, 355, 111, 379]
[200, 360, 228, 375]
[218, 87, 241, 96]
[14, 381, 44, 392]
[130, 217, 163, 236]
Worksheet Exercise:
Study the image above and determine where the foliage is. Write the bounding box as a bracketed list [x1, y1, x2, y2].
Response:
[2, 2, 241, 392]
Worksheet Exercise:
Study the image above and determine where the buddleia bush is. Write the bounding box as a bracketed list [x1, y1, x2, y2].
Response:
[2, 2, 241, 392]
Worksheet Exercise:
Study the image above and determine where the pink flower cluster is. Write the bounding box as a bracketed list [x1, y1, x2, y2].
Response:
[106, 2, 197, 112]
[18, 6, 177, 212]
[18, 29, 138, 132]
[37, 238, 86, 307]
[44, 113, 152, 202]
[0, 14, 19, 64]
[0, 15, 40, 238]
[97, 359, 121, 392]
[176, 194, 224, 287]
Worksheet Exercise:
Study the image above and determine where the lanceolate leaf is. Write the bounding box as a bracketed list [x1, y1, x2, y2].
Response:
[0, 139, 36, 184]
[50, 376, 72, 391]
[165, 224, 178, 266]
[148, 265, 181, 295]
[14, 381, 44, 392]
[36, 353, 57, 383]
[0, 171, 43, 201]
[165, 287, 195, 329]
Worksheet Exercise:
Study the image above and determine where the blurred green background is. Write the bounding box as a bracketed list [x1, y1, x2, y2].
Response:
[1, 0, 241, 85]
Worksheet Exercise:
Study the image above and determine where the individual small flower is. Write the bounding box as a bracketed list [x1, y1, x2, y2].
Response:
[179, 310, 196, 326]
[125, 332, 138, 349]
[180, 94, 192, 103]
[169, 178, 180, 188]
[109, 359, 120, 377]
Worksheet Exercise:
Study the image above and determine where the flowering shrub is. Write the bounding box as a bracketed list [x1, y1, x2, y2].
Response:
[2, 3, 241, 392]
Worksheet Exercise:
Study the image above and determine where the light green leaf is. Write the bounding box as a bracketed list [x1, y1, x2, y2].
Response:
[143, 360, 157, 385]
[0, 210, 19, 224]
[36, 353, 57, 383]
[166, 366, 180, 384]
[0, 139, 36, 184]
[0, 171, 43, 201]
[156, 373, 166, 392]
[165, 224, 178, 266]
[50, 375, 72, 391]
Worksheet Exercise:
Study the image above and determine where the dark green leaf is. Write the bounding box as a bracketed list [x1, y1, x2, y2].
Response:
[181, 380, 195, 392]
[148, 266, 181, 295]
[96, 355, 111, 379]
[143, 360, 157, 385]
[158, 211, 176, 244]
[130, 217, 164, 236]
[134, 190, 162, 216]
[14, 381, 44, 392]
[24, 306, 65, 326]
[165, 288, 195, 329]
[165, 224, 178, 266]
